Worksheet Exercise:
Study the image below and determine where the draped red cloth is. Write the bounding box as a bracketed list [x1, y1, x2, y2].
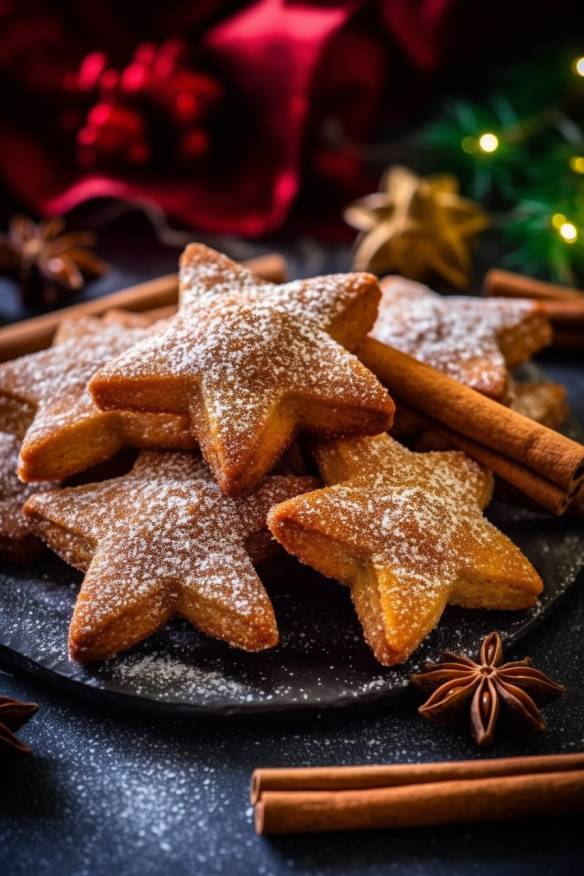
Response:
[0, 0, 562, 235]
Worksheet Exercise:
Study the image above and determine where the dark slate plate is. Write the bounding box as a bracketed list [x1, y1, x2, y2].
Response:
[1, 487, 583, 719]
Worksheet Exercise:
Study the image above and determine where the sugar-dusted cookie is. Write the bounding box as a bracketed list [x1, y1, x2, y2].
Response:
[24, 451, 316, 662]
[0, 433, 52, 562]
[268, 434, 542, 666]
[89, 244, 394, 497]
[369, 276, 552, 399]
[0, 315, 195, 483]
[0, 394, 33, 441]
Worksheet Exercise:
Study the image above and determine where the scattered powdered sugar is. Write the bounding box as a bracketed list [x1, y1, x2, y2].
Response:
[370, 276, 540, 393]
[109, 652, 253, 699]
[1, 458, 582, 717]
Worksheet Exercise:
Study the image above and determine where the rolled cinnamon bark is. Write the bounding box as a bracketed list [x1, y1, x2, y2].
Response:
[255, 770, 584, 834]
[359, 339, 584, 501]
[251, 752, 584, 803]
[537, 300, 584, 328]
[0, 252, 286, 361]
[403, 403, 572, 515]
[485, 269, 584, 302]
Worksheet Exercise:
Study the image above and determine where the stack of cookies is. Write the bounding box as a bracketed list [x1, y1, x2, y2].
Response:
[2, 243, 575, 667]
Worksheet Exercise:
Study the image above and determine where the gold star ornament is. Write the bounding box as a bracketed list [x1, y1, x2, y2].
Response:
[345, 166, 488, 289]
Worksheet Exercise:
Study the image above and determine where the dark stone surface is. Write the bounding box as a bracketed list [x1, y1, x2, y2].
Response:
[1, 217, 583, 875]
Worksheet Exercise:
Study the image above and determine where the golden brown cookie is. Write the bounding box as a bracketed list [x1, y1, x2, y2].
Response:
[89, 244, 394, 497]
[25, 450, 316, 662]
[507, 379, 568, 430]
[0, 432, 52, 562]
[0, 315, 195, 483]
[0, 394, 33, 441]
[268, 434, 542, 666]
[369, 276, 552, 400]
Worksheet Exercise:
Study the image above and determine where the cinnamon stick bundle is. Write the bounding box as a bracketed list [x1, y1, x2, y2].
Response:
[409, 407, 571, 515]
[252, 753, 584, 835]
[358, 339, 584, 514]
[484, 270, 584, 348]
[0, 252, 286, 361]
[538, 300, 584, 329]
[485, 269, 584, 302]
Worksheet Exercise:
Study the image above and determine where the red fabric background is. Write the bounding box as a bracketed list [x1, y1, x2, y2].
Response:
[0, 0, 563, 235]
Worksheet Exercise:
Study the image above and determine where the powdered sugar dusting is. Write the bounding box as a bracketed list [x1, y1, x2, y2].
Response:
[109, 652, 253, 699]
[308, 437, 495, 587]
[0, 316, 193, 479]
[25, 450, 314, 655]
[0, 432, 52, 549]
[370, 276, 541, 394]
[0, 316, 154, 410]
[276, 435, 540, 654]
[179, 242, 371, 328]
[91, 245, 390, 480]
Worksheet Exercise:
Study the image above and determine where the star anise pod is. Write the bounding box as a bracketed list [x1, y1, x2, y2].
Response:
[410, 632, 565, 747]
[0, 214, 107, 306]
[0, 694, 38, 758]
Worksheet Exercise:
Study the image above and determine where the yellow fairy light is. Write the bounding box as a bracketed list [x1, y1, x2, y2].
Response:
[478, 132, 499, 153]
[559, 222, 578, 243]
[570, 155, 584, 174]
[572, 56, 584, 77]
[461, 136, 477, 154]
[552, 214, 578, 242]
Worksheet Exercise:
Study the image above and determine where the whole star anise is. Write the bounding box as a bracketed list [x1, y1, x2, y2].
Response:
[0, 215, 107, 306]
[0, 694, 38, 758]
[410, 632, 565, 747]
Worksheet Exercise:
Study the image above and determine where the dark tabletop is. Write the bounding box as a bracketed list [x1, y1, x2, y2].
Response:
[1, 212, 583, 876]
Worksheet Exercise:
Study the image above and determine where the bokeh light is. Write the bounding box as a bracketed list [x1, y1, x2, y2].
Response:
[478, 132, 499, 153]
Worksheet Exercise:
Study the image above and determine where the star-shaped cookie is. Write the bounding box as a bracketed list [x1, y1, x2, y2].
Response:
[0, 432, 52, 562]
[89, 244, 394, 496]
[507, 379, 568, 430]
[0, 315, 195, 483]
[268, 434, 542, 665]
[369, 276, 552, 399]
[24, 451, 316, 662]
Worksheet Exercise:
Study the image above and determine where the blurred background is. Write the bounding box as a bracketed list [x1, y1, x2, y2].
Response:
[1, 0, 584, 319]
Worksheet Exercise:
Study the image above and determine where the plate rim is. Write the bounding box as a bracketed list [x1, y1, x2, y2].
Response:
[1, 566, 582, 721]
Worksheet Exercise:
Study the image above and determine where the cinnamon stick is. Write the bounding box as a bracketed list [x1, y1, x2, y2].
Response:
[358, 339, 584, 506]
[252, 752, 584, 802]
[254, 770, 584, 835]
[485, 269, 584, 302]
[402, 402, 573, 515]
[538, 300, 584, 329]
[0, 252, 286, 361]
